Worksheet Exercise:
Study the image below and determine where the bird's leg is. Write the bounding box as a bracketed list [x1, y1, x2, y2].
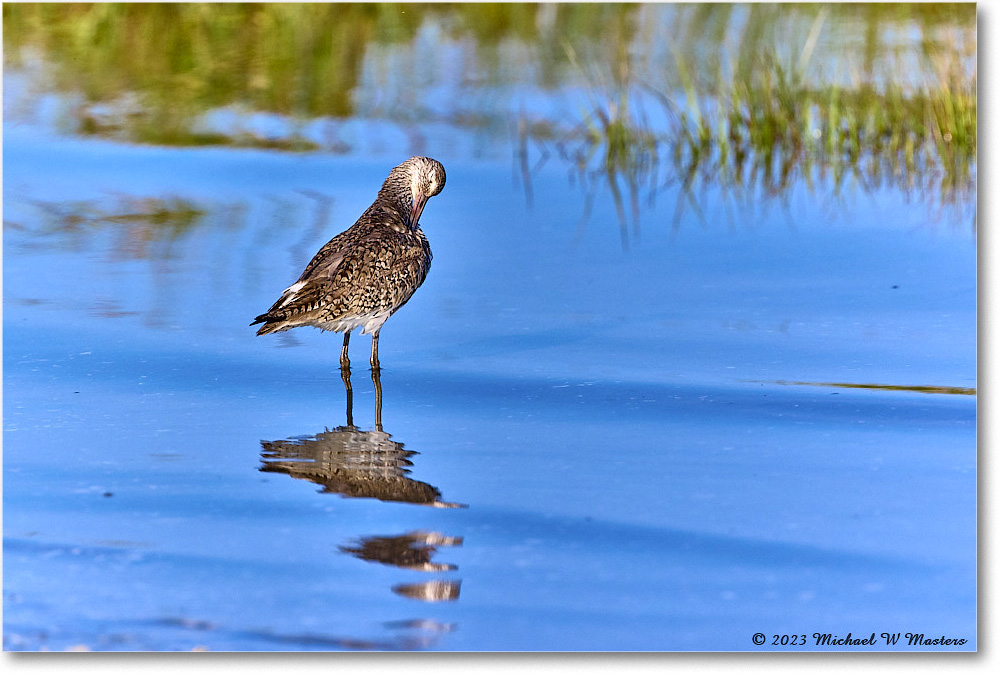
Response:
[370, 331, 381, 372]
[371, 366, 383, 432]
[341, 362, 354, 428]
[340, 332, 351, 370]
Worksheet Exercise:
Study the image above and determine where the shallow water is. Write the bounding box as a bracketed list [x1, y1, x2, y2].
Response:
[2, 5, 977, 652]
[2, 128, 976, 651]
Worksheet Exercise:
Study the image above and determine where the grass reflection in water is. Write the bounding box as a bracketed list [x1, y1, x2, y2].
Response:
[3, 3, 976, 237]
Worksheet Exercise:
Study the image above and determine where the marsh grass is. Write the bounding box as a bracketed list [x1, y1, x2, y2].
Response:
[666, 50, 977, 223]
[517, 4, 976, 238]
[4, 2, 976, 234]
[509, 7, 975, 245]
[554, 39, 661, 250]
[2, 2, 383, 149]
[517, 44, 974, 246]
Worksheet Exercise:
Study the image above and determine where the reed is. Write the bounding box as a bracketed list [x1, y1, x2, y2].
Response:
[4, 2, 976, 225]
[672, 49, 976, 191]
[526, 4, 976, 234]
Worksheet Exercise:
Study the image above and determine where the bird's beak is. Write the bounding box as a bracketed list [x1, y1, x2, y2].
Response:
[409, 192, 428, 229]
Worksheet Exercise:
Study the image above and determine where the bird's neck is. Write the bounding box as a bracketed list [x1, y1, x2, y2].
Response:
[366, 198, 413, 233]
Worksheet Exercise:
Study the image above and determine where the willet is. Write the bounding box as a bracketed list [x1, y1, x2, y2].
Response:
[252, 156, 446, 369]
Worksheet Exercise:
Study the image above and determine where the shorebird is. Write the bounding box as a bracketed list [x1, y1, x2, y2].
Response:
[252, 156, 446, 369]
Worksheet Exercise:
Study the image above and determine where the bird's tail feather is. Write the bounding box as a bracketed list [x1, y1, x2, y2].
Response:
[251, 313, 286, 335]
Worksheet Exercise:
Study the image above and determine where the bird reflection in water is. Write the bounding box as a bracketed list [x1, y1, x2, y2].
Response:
[259, 366, 464, 508]
[260, 366, 465, 610]
[340, 531, 463, 572]
[340, 531, 464, 603]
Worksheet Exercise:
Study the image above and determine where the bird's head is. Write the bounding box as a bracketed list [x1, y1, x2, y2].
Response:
[382, 156, 446, 229]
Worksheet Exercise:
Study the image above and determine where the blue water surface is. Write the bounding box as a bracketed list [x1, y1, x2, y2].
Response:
[2, 109, 977, 650]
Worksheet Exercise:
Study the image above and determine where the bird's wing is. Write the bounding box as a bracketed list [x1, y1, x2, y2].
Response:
[251, 276, 338, 327]
[253, 229, 383, 325]
[297, 225, 361, 282]
[252, 224, 419, 330]
[251, 225, 365, 326]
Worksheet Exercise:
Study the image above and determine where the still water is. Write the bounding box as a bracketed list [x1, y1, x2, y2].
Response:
[2, 3, 976, 651]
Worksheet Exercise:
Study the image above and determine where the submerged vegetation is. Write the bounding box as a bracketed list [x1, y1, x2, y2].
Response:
[769, 380, 977, 396]
[3, 3, 977, 232]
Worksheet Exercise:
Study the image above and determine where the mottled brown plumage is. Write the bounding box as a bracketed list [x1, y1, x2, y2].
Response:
[252, 156, 446, 368]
